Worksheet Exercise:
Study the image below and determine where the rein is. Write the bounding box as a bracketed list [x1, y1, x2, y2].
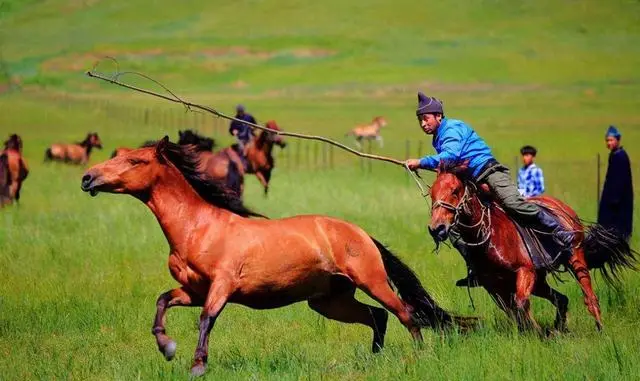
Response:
[432, 184, 492, 247]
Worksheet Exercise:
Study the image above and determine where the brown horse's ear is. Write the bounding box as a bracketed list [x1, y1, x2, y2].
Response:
[437, 160, 445, 173]
[155, 136, 170, 162]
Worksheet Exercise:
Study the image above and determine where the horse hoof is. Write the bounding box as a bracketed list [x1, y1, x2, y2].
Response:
[596, 322, 603, 331]
[190, 364, 206, 378]
[163, 340, 177, 361]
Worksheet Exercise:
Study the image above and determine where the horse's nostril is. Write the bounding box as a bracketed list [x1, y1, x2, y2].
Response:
[81, 174, 93, 188]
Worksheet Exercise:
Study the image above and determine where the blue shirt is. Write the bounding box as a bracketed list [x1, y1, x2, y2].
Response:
[229, 113, 257, 143]
[419, 118, 495, 178]
[517, 163, 545, 197]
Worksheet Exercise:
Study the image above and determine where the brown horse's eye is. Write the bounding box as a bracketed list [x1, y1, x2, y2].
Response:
[128, 158, 146, 165]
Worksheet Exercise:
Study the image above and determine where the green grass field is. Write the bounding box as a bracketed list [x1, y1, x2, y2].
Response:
[1, 1, 640, 380]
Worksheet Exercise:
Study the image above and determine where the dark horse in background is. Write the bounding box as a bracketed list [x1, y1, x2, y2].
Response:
[81, 137, 476, 377]
[428, 162, 637, 333]
[0, 134, 29, 206]
[111, 130, 216, 158]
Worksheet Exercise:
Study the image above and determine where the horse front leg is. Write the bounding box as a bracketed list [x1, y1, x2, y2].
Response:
[514, 267, 541, 333]
[191, 281, 231, 377]
[152, 287, 202, 361]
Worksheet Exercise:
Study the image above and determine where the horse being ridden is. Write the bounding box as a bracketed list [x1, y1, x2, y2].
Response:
[199, 120, 286, 196]
[345, 116, 387, 149]
[45, 132, 103, 165]
[406, 92, 573, 285]
[80, 137, 476, 377]
[0, 134, 29, 204]
[429, 162, 637, 332]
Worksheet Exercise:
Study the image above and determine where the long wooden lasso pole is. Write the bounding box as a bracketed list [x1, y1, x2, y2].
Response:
[85, 68, 434, 195]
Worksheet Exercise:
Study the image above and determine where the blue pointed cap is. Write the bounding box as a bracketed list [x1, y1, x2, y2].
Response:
[606, 125, 621, 139]
[416, 92, 444, 116]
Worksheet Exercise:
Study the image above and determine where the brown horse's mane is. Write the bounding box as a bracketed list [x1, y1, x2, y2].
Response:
[77, 133, 92, 146]
[161, 140, 264, 218]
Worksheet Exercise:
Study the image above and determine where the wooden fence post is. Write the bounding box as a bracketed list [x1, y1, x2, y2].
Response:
[596, 153, 601, 214]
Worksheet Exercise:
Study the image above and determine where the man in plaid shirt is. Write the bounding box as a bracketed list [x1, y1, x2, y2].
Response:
[517, 145, 545, 197]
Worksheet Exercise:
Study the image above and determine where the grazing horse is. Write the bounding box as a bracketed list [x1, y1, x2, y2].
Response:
[45, 132, 103, 165]
[428, 162, 637, 333]
[81, 137, 476, 377]
[0, 134, 29, 204]
[345, 116, 387, 149]
[199, 121, 286, 196]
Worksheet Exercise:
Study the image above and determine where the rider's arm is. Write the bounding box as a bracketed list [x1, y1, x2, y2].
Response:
[418, 129, 463, 170]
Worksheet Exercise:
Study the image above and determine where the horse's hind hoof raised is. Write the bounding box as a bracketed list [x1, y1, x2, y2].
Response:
[190, 363, 206, 378]
[163, 340, 177, 361]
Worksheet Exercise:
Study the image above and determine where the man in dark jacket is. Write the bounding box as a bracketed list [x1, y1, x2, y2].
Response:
[598, 126, 634, 240]
[229, 104, 257, 149]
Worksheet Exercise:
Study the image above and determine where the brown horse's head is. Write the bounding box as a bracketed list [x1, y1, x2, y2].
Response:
[373, 116, 387, 128]
[81, 138, 168, 198]
[428, 161, 470, 243]
[81, 132, 103, 150]
[4, 134, 23, 151]
[264, 120, 286, 148]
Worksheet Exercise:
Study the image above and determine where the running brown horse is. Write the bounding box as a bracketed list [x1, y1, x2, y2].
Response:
[81, 137, 476, 377]
[199, 120, 286, 197]
[0, 134, 29, 205]
[45, 132, 103, 165]
[345, 116, 387, 149]
[428, 162, 637, 333]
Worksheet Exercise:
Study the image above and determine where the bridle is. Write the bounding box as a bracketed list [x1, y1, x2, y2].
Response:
[431, 182, 492, 247]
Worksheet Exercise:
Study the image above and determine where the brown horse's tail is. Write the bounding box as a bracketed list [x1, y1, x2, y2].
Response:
[225, 158, 243, 197]
[371, 237, 478, 331]
[583, 224, 638, 287]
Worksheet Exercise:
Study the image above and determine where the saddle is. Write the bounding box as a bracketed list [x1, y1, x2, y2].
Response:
[474, 187, 570, 271]
[497, 201, 570, 270]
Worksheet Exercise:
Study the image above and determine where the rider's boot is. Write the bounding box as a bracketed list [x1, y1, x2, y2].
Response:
[536, 209, 574, 251]
[452, 239, 481, 288]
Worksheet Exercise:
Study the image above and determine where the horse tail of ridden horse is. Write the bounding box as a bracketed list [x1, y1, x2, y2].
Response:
[582, 224, 638, 287]
[226, 158, 243, 197]
[370, 237, 477, 330]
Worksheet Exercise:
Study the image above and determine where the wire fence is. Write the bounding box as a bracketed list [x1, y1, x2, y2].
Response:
[38, 95, 637, 215]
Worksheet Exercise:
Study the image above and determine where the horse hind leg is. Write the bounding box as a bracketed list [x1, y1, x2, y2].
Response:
[308, 285, 389, 353]
[355, 279, 423, 343]
[568, 248, 603, 330]
[532, 274, 569, 333]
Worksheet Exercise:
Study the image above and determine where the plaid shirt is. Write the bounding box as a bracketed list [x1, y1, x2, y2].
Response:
[518, 163, 545, 197]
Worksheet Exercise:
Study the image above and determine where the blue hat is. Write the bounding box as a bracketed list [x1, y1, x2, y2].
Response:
[416, 92, 444, 116]
[236, 104, 245, 112]
[606, 125, 621, 139]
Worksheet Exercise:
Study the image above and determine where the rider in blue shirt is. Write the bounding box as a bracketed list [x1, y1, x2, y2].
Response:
[406, 92, 573, 286]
